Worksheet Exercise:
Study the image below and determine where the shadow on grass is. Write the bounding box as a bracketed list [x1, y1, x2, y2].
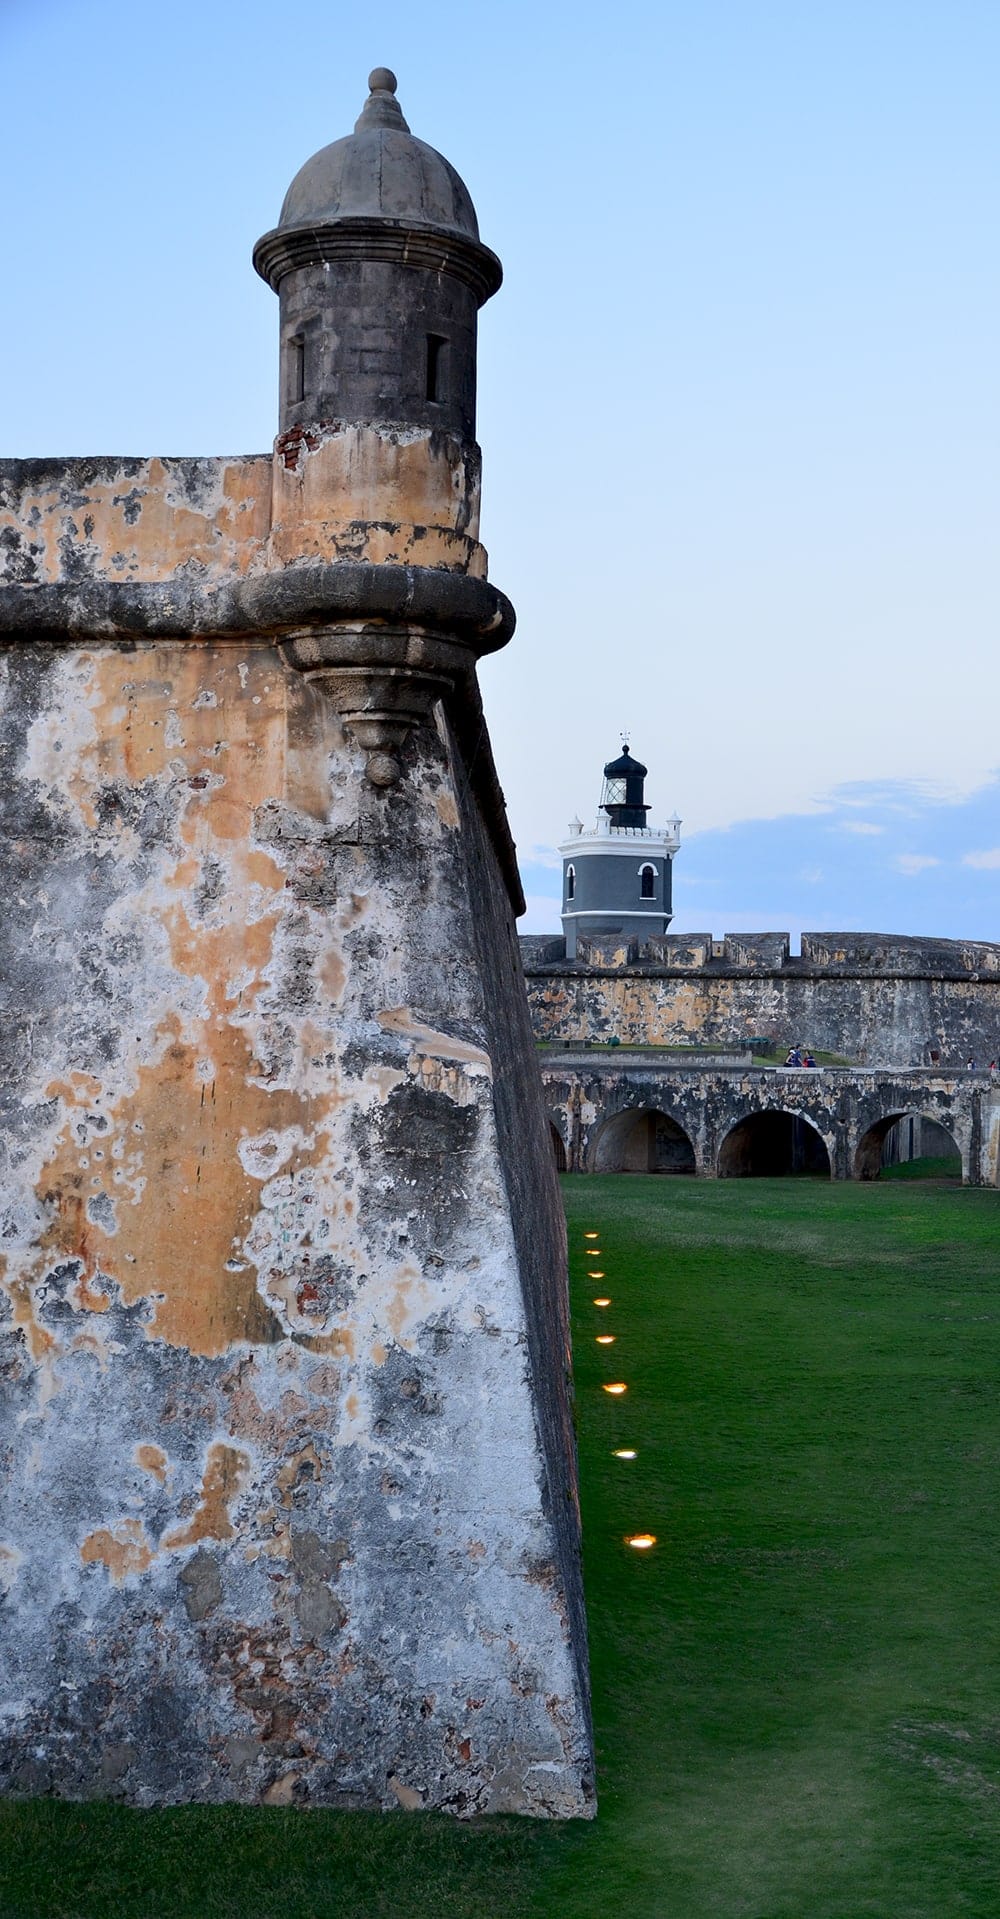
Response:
[0, 1800, 574, 1919]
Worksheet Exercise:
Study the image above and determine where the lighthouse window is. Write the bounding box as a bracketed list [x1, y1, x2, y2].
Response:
[425, 333, 447, 403]
[566, 865, 576, 901]
[639, 864, 656, 899]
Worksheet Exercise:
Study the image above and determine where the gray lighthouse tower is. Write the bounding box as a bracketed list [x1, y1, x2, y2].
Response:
[560, 746, 681, 958]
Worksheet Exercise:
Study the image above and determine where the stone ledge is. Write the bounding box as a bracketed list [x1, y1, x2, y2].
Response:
[253, 217, 503, 306]
[0, 562, 515, 649]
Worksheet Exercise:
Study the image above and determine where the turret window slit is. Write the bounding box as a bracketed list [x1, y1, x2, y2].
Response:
[639, 864, 656, 899]
[289, 335, 305, 404]
[426, 333, 447, 403]
[566, 865, 576, 902]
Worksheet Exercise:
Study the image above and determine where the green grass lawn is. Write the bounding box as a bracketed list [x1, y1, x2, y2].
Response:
[880, 1153, 962, 1181]
[4, 1176, 1000, 1918]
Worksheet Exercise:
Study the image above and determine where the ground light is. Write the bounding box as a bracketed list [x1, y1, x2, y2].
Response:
[584, 1232, 598, 1239]
[626, 1534, 656, 1551]
[593, 1297, 611, 1307]
[614, 1449, 637, 1460]
[602, 1383, 627, 1395]
[595, 1335, 616, 1345]
[589, 1272, 606, 1279]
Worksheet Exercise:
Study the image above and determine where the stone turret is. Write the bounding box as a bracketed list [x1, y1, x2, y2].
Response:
[0, 74, 593, 1818]
[560, 744, 681, 958]
[248, 68, 511, 790]
[254, 68, 500, 441]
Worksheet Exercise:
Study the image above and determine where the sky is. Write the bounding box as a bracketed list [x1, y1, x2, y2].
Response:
[2, 0, 998, 943]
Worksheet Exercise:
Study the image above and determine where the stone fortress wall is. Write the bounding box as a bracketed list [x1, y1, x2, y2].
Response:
[521, 930, 1000, 1067]
[0, 72, 594, 1819]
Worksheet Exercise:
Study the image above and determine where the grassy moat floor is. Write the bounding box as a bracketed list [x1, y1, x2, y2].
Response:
[4, 1175, 1000, 1918]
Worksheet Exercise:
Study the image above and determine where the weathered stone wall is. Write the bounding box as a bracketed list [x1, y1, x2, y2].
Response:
[522, 932, 1000, 1068]
[541, 1057, 1000, 1186]
[0, 432, 487, 592]
[0, 634, 592, 1815]
[0, 61, 592, 1825]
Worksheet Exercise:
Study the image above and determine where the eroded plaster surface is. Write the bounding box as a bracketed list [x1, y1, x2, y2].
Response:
[0, 642, 593, 1815]
[0, 426, 486, 593]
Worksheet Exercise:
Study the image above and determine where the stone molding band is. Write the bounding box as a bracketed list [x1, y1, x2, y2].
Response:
[0, 563, 516, 651]
[252, 218, 504, 306]
[0, 562, 525, 912]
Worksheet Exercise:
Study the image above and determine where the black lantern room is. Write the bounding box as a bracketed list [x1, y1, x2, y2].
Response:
[600, 747, 649, 830]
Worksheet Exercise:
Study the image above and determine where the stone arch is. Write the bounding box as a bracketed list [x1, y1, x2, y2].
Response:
[549, 1119, 567, 1173]
[854, 1111, 963, 1182]
[589, 1105, 696, 1175]
[718, 1109, 832, 1178]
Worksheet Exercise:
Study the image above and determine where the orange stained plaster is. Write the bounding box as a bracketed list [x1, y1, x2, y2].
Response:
[320, 946, 348, 1006]
[162, 1443, 250, 1547]
[80, 1519, 155, 1584]
[5, 458, 272, 587]
[33, 1012, 318, 1355]
[24, 648, 358, 1356]
[275, 1441, 324, 1508]
[386, 1266, 423, 1345]
[435, 789, 460, 830]
[70, 1332, 110, 1368]
[70, 1269, 111, 1315]
[136, 1444, 169, 1485]
[61, 644, 288, 831]
[5, 1275, 56, 1365]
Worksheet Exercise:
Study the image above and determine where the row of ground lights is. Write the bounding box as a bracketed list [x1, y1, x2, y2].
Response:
[584, 1231, 655, 1552]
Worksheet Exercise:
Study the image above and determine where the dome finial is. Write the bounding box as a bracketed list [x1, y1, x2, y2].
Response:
[356, 67, 410, 133]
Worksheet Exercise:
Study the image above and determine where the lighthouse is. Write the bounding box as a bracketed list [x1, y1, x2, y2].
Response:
[560, 745, 681, 958]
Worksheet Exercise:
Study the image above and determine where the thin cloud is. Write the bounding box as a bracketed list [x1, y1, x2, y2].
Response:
[962, 848, 1000, 870]
[521, 845, 563, 872]
[894, 854, 940, 876]
[837, 820, 884, 836]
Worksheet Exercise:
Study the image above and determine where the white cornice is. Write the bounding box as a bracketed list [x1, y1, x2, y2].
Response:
[561, 909, 672, 921]
[559, 836, 678, 860]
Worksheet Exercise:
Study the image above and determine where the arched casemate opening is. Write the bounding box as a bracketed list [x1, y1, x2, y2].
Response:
[718, 1111, 831, 1178]
[855, 1112, 963, 1182]
[590, 1107, 696, 1175]
[549, 1121, 568, 1173]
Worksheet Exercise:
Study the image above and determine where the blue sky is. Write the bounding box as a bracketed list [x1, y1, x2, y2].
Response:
[3, 0, 998, 941]
[521, 773, 1000, 941]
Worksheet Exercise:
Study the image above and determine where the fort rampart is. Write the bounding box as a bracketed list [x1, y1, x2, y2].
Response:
[521, 932, 1000, 1068]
